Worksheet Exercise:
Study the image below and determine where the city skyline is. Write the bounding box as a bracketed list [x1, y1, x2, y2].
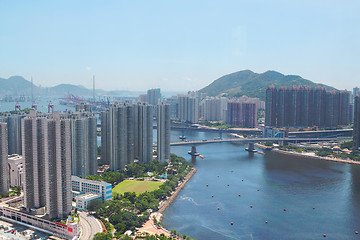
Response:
[1, 1, 359, 92]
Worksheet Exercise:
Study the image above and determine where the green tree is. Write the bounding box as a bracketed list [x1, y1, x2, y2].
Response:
[93, 232, 112, 240]
[87, 199, 104, 211]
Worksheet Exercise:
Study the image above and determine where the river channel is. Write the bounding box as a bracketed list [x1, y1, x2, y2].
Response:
[163, 129, 360, 240]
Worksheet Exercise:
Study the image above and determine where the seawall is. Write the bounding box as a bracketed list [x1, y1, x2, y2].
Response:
[158, 168, 197, 214]
[272, 148, 360, 165]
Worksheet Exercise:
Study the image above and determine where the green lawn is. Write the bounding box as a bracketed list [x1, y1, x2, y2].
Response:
[113, 180, 163, 195]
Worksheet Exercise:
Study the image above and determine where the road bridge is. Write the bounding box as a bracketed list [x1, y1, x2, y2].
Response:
[167, 137, 344, 161]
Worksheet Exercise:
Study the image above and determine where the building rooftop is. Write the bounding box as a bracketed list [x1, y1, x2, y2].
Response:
[77, 193, 101, 200]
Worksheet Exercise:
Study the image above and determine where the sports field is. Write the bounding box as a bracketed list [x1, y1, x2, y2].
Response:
[113, 180, 163, 195]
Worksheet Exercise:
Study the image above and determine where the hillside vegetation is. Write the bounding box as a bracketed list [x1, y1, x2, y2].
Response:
[199, 70, 334, 100]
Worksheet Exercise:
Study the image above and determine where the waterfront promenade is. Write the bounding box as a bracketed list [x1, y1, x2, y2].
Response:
[137, 168, 197, 237]
[255, 143, 360, 165]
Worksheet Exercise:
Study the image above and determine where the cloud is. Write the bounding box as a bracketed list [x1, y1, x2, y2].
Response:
[185, 76, 192, 82]
[86, 66, 92, 71]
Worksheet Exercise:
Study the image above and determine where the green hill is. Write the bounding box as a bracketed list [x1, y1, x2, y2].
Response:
[199, 70, 334, 101]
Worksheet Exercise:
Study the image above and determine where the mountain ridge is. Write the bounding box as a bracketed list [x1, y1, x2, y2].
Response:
[199, 70, 335, 100]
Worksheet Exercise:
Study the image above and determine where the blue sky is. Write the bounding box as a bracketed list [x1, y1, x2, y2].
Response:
[1, 0, 359, 92]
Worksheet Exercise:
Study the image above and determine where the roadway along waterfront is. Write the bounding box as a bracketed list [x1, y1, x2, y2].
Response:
[161, 129, 360, 240]
[79, 211, 103, 240]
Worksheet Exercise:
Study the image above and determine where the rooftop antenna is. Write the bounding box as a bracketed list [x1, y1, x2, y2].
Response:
[31, 76, 37, 110]
[93, 75, 95, 103]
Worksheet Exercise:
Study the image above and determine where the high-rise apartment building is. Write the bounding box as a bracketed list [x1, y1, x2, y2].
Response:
[265, 86, 350, 128]
[134, 103, 153, 163]
[353, 96, 360, 150]
[101, 103, 134, 171]
[147, 88, 161, 105]
[7, 115, 23, 155]
[75, 102, 92, 112]
[22, 111, 47, 211]
[354, 87, 360, 99]
[0, 114, 24, 155]
[178, 95, 199, 123]
[200, 97, 228, 122]
[22, 111, 72, 219]
[45, 113, 72, 219]
[157, 103, 170, 162]
[101, 103, 153, 171]
[163, 96, 178, 119]
[226, 102, 257, 128]
[70, 112, 97, 177]
[0, 123, 8, 195]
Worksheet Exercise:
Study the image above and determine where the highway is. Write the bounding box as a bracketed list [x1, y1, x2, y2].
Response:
[79, 211, 103, 240]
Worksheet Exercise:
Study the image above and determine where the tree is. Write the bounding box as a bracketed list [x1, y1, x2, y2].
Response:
[93, 232, 112, 240]
[87, 199, 103, 211]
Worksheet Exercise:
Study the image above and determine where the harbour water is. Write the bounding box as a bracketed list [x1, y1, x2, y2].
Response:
[163, 129, 360, 240]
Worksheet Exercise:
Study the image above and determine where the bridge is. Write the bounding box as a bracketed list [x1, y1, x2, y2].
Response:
[168, 137, 343, 162]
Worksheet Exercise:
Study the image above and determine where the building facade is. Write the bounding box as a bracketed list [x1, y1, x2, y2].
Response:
[101, 103, 153, 171]
[226, 102, 257, 128]
[45, 113, 72, 219]
[265, 86, 350, 128]
[178, 95, 199, 123]
[22, 111, 47, 211]
[200, 97, 228, 122]
[71, 176, 112, 202]
[147, 88, 161, 105]
[157, 103, 170, 162]
[8, 154, 23, 188]
[71, 112, 97, 177]
[22, 111, 72, 219]
[0, 123, 8, 195]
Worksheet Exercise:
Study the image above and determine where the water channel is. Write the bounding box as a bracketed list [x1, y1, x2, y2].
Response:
[162, 129, 360, 240]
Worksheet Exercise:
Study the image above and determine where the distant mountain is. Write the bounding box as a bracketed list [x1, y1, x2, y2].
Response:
[199, 70, 335, 100]
[0, 76, 39, 96]
[0, 76, 143, 97]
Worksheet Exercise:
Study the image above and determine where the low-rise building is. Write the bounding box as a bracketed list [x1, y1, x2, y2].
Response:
[71, 176, 112, 202]
[7, 154, 23, 188]
[0, 205, 79, 239]
[75, 193, 102, 210]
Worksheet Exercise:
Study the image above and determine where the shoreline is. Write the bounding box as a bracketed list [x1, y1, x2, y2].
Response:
[255, 143, 360, 165]
[158, 167, 197, 215]
[137, 168, 197, 237]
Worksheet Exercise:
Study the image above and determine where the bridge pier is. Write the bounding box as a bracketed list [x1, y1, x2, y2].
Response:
[188, 146, 200, 162]
[245, 142, 257, 152]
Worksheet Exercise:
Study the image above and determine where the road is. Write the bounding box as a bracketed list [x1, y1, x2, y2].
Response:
[79, 211, 103, 240]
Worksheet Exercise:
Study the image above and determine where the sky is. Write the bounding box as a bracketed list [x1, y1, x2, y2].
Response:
[1, 0, 359, 92]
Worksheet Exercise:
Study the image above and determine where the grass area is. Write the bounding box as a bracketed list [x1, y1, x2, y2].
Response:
[113, 180, 163, 195]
